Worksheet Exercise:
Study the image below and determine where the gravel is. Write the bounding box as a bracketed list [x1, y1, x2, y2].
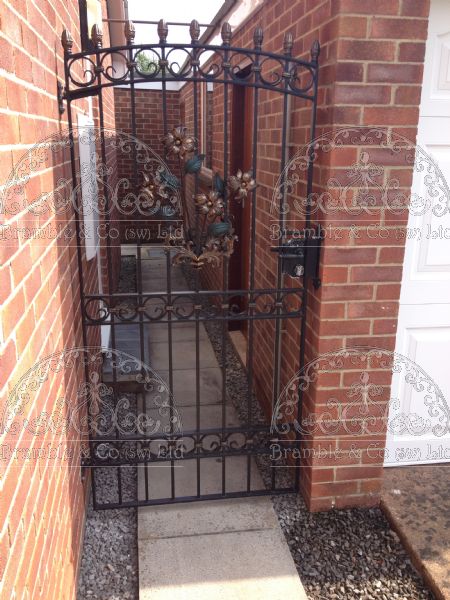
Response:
[78, 256, 139, 599]
[77, 467, 138, 600]
[273, 494, 434, 600]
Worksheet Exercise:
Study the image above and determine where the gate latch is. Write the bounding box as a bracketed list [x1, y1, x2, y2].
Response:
[270, 225, 322, 288]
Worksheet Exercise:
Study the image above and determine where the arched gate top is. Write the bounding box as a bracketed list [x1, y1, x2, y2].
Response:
[60, 19, 320, 101]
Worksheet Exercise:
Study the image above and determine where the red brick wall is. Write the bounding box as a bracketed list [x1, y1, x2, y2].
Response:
[0, 1, 117, 598]
[175, 0, 430, 510]
[211, 0, 430, 512]
[114, 87, 181, 243]
[297, 0, 430, 511]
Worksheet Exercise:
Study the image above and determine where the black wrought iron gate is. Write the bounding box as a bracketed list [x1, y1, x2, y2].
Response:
[61, 18, 320, 508]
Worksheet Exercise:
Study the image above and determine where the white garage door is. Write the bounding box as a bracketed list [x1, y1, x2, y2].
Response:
[385, 0, 450, 465]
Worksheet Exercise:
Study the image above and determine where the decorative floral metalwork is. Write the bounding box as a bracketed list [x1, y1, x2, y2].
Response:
[156, 125, 257, 268]
[195, 191, 224, 217]
[162, 126, 196, 158]
[228, 169, 257, 204]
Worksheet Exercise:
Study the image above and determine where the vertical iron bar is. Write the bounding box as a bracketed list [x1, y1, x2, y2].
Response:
[165, 249, 176, 499]
[136, 244, 149, 501]
[92, 28, 122, 505]
[62, 31, 97, 507]
[189, 20, 202, 499]
[220, 23, 231, 496]
[295, 41, 320, 492]
[246, 27, 263, 492]
[271, 33, 294, 491]
[158, 19, 176, 500]
[125, 20, 148, 502]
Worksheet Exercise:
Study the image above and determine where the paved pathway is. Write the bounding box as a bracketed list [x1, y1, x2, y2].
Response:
[124, 246, 307, 600]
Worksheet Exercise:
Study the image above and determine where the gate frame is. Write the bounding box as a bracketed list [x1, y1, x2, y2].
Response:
[60, 18, 320, 509]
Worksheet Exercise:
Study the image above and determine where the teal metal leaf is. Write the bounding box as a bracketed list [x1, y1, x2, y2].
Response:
[159, 169, 180, 189]
[207, 221, 231, 237]
[185, 154, 205, 174]
[213, 172, 225, 195]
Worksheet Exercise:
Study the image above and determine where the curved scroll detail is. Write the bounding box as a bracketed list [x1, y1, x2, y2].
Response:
[83, 288, 304, 324]
[62, 42, 318, 99]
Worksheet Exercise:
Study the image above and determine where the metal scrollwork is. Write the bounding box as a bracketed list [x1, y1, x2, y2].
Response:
[82, 288, 303, 324]
[62, 34, 318, 100]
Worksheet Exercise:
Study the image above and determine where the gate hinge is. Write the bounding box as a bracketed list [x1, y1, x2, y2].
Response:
[57, 81, 65, 115]
[270, 225, 322, 288]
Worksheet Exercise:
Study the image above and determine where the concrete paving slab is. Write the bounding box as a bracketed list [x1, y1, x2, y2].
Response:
[141, 276, 187, 292]
[138, 456, 263, 501]
[138, 497, 279, 540]
[149, 340, 220, 370]
[148, 368, 223, 406]
[138, 527, 307, 600]
[383, 465, 450, 600]
[114, 323, 142, 341]
[147, 322, 208, 343]
[145, 403, 238, 432]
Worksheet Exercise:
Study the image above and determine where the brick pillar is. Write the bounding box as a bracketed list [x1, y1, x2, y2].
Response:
[300, 0, 431, 511]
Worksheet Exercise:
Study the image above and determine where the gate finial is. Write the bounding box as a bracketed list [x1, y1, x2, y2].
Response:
[190, 19, 200, 43]
[253, 26, 263, 49]
[125, 20, 135, 44]
[310, 39, 320, 62]
[61, 29, 73, 54]
[91, 24, 103, 48]
[158, 19, 168, 43]
[221, 22, 232, 45]
[283, 32, 293, 56]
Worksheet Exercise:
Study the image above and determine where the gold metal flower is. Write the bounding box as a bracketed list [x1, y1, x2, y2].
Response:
[139, 172, 160, 207]
[194, 191, 224, 217]
[228, 169, 256, 201]
[162, 126, 196, 158]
